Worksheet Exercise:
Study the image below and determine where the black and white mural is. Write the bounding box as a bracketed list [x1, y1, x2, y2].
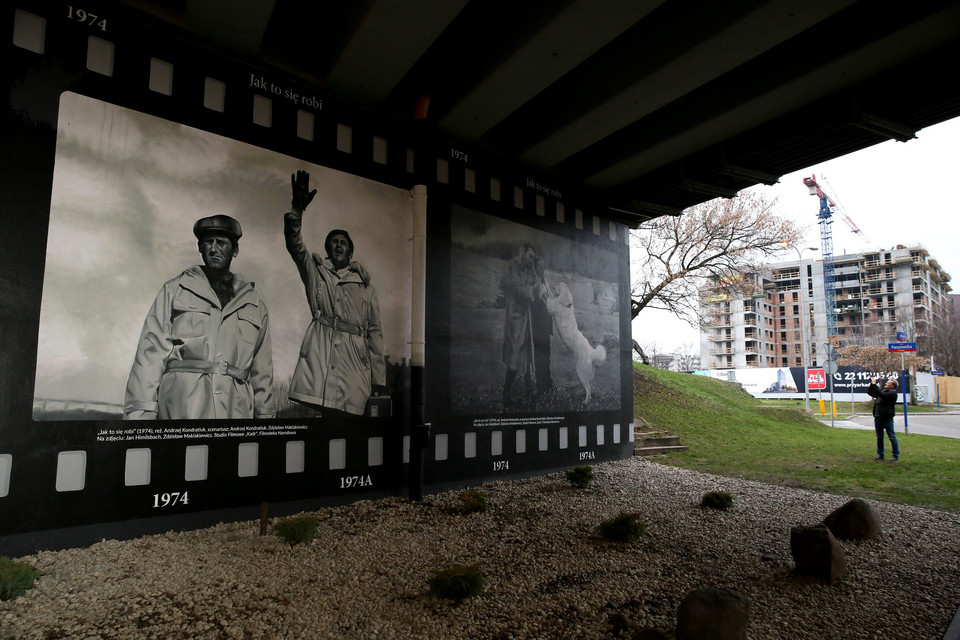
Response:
[0, 2, 634, 553]
[449, 205, 620, 415]
[34, 93, 412, 426]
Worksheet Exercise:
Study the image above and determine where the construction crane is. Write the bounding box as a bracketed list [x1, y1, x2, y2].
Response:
[803, 174, 840, 348]
[803, 174, 871, 244]
[803, 174, 871, 397]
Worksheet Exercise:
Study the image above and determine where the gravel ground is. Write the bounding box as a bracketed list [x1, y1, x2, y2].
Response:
[2, 457, 959, 640]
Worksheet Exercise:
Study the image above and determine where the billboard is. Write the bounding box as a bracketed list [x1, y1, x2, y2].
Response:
[697, 365, 907, 396]
[807, 368, 827, 391]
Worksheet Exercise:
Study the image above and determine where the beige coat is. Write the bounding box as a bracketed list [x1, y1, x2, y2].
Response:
[284, 212, 385, 415]
[123, 266, 276, 420]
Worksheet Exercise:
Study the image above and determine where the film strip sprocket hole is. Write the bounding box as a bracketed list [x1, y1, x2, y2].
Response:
[2, 423, 634, 498]
[10, 7, 631, 246]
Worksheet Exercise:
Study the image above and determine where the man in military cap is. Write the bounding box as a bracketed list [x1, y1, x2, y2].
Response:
[123, 215, 276, 420]
[283, 170, 385, 416]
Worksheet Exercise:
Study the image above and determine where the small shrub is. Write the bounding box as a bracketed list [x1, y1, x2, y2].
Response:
[427, 564, 484, 601]
[273, 515, 320, 545]
[597, 512, 646, 543]
[459, 490, 489, 514]
[0, 557, 41, 601]
[565, 465, 594, 489]
[701, 491, 734, 510]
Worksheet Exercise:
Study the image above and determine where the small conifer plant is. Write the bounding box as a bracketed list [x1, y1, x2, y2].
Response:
[427, 564, 484, 602]
[459, 489, 489, 514]
[272, 515, 321, 545]
[700, 491, 734, 510]
[0, 557, 41, 601]
[565, 465, 594, 489]
[597, 512, 646, 543]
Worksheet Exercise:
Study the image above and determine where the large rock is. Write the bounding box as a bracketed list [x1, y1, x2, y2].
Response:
[790, 524, 848, 583]
[675, 587, 748, 640]
[608, 611, 631, 637]
[823, 498, 882, 540]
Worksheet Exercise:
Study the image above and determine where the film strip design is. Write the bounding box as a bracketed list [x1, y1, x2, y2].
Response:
[8, 6, 632, 246]
[2, 2, 636, 553]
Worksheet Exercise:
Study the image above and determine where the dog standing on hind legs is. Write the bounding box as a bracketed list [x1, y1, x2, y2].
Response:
[543, 282, 606, 404]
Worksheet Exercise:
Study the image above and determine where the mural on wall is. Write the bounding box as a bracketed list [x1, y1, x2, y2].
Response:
[33, 92, 413, 425]
[2, 4, 633, 551]
[449, 205, 620, 415]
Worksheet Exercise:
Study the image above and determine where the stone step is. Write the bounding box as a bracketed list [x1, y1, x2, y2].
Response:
[634, 444, 690, 456]
[637, 436, 682, 447]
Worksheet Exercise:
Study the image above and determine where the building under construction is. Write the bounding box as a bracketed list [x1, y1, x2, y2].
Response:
[699, 245, 952, 370]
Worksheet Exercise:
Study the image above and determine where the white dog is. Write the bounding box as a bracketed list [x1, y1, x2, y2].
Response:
[543, 282, 607, 403]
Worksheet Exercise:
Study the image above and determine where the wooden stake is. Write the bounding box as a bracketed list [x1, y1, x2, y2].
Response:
[259, 502, 269, 536]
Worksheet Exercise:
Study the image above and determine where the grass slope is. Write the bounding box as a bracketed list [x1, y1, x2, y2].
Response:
[633, 363, 960, 513]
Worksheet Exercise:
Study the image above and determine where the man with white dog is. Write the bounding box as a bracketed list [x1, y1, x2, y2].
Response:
[500, 243, 551, 408]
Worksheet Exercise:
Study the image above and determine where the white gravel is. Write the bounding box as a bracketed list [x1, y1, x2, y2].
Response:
[2, 457, 958, 640]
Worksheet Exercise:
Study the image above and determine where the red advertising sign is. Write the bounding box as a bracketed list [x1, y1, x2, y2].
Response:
[807, 368, 827, 390]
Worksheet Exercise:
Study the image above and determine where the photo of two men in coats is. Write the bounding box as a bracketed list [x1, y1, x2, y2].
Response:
[123, 172, 385, 421]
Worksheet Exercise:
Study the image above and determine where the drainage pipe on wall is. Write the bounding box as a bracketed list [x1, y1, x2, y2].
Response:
[409, 185, 429, 500]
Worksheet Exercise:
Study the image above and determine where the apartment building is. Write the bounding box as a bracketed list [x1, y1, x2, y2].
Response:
[700, 244, 952, 370]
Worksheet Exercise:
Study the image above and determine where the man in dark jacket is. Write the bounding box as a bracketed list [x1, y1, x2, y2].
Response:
[867, 377, 900, 462]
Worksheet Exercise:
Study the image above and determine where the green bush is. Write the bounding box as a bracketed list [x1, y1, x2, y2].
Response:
[700, 491, 734, 510]
[597, 512, 646, 543]
[459, 490, 489, 514]
[0, 557, 41, 601]
[272, 515, 320, 545]
[565, 465, 594, 489]
[428, 564, 484, 602]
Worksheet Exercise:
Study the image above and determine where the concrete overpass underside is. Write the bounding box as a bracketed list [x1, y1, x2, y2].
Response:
[113, 0, 960, 224]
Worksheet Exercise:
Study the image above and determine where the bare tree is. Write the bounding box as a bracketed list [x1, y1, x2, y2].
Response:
[834, 344, 926, 375]
[931, 315, 960, 376]
[675, 343, 702, 372]
[630, 189, 802, 324]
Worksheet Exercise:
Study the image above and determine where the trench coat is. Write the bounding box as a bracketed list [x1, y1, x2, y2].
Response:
[500, 255, 542, 373]
[284, 212, 385, 415]
[123, 265, 276, 420]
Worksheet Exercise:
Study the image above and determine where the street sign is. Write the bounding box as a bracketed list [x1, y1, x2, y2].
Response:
[932, 369, 946, 377]
[888, 342, 917, 352]
[807, 368, 827, 390]
[896, 331, 907, 342]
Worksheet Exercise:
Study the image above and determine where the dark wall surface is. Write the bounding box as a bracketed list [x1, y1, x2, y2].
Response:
[1, 1, 635, 554]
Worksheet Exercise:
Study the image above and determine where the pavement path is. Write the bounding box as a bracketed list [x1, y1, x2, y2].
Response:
[817, 407, 960, 439]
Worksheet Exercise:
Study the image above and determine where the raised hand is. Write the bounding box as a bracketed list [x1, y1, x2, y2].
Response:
[291, 170, 317, 211]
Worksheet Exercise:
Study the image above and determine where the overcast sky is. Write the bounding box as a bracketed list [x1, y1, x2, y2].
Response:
[35, 92, 413, 407]
[631, 115, 960, 354]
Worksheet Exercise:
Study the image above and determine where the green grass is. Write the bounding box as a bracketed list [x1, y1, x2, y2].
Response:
[597, 512, 645, 542]
[428, 565, 484, 602]
[272, 515, 320, 545]
[633, 363, 960, 513]
[0, 557, 41, 601]
[564, 466, 594, 489]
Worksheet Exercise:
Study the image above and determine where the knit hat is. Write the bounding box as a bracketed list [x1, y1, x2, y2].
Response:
[325, 229, 354, 253]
